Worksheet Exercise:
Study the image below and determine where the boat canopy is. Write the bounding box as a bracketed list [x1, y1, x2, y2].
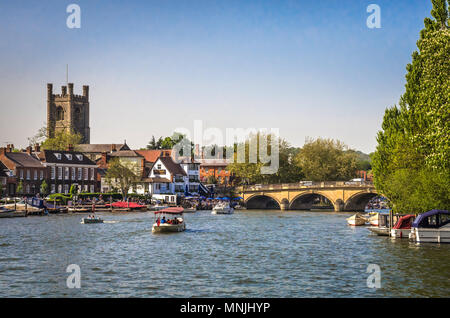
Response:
[155, 207, 184, 214]
[393, 214, 415, 229]
[412, 210, 450, 228]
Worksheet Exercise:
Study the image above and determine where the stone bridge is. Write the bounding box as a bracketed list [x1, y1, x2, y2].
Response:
[238, 181, 378, 211]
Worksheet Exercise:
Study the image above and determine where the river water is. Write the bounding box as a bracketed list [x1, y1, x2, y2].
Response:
[0, 210, 449, 297]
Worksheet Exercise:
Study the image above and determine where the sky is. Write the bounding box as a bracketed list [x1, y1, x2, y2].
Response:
[0, 0, 433, 153]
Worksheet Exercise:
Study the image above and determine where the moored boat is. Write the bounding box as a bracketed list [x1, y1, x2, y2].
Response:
[152, 207, 186, 233]
[391, 214, 415, 239]
[409, 210, 450, 243]
[347, 213, 366, 226]
[81, 216, 104, 224]
[0, 207, 27, 218]
[212, 202, 234, 215]
[183, 207, 197, 213]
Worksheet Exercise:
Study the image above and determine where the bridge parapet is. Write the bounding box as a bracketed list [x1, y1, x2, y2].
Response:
[239, 181, 375, 193]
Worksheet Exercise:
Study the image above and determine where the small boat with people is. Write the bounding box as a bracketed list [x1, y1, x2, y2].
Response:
[347, 213, 366, 226]
[152, 207, 186, 233]
[212, 202, 234, 215]
[391, 214, 416, 239]
[409, 210, 450, 243]
[81, 214, 104, 224]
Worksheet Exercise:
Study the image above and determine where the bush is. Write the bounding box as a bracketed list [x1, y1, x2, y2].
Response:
[47, 193, 72, 204]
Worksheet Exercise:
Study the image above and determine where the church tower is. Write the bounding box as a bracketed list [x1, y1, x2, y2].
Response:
[47, 83, 90, 144]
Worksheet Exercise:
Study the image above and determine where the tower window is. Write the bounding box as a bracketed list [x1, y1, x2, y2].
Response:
[56, 106, 64, 121]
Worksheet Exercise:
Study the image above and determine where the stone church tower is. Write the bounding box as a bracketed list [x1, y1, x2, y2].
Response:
[47, 83, 90, 144]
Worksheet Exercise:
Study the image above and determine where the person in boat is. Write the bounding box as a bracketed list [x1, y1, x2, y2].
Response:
[161, 216, 166, 224]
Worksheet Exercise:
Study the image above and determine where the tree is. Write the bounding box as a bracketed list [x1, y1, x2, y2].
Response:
[40, 180, 49, 196]
[372, 0, 450, 213]
[294, 138, 358, 181]
[0, 183, 4, 198]
[227, 132, 303, 185]
[28, 125, 47, 146]
[40, 129, 83, 151]
[105, 159, 140, 199]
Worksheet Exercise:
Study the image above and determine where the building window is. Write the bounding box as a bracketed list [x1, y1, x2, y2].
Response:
[78, 168, 82, 180]
[58, 184, 62, 193]
[65, 154, 72, 160]
[58, 167, 62, 180]
[157, 164, 161, 169]
[84, 168, 88, 180]
[84, 185, 88, 192]
[76, 154, 83, 161]
[26, 184, 30, 194]
[26, 170, 30, 180]
[90, 168, 95, 180]
[34, 170, 37, 180]
[56, 107, 64, 121]
[72, 167, 76, 180]
[54, 153, 62, 160]
[40, 170, 43, 180]
[64, 184, 69, 194]
[19, 169, 23, 179]
[51, 167, 55, 179]
[51, 184, 55, 194]
[65, 167, 69, 180]
[90, 185, 94, 193]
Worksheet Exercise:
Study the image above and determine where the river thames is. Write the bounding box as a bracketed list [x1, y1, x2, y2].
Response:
[0, 210, 449, 297]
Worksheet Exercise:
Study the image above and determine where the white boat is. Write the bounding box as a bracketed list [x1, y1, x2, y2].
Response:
[409, 210, 450, 243]
[368, 227, 390, 236]
[391, 214, 415, 239]
[212, 202, 234, 215]
[347, 213, 366, 226]
[183, 207, 197, 213]
[152, 207, 186, 233]
[1, 201, 43, 213]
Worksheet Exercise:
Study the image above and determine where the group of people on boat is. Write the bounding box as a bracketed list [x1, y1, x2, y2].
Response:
[157, 216, 182, 225]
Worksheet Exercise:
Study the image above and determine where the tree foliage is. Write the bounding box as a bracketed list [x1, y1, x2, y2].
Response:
[294, 138, 359, 181]
[105, 159, 141, 199]
[40, 130, 83, 151]
[372, 0, 450, 213]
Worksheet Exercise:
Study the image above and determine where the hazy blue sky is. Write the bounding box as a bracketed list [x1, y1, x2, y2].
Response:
[0, 0, 432, 153]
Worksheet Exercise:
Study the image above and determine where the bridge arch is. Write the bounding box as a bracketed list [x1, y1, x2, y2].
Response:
[289, 191, 336, 210]
[245, 194, 281, 210]
[344, 191, 379, 212]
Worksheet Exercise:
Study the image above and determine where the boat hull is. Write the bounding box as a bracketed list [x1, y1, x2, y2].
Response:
[212, 208, 234, 215]
[391, 228, 411, 239]
[81, 218, 104, 224]
[152, 222, 186, 233]
[368, 227, 390, 236]
[0, 211, 27, 218]
[409, 227, 450, 243]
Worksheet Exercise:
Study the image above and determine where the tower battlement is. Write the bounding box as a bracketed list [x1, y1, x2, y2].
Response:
[46, 83, 90, 144]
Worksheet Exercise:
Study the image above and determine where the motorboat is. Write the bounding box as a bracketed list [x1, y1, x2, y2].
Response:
[0, 207, 26, 218]
[409, 210, 450, 243]
[152, 207, 186, 233]
[183, 207, 197, 213]
[1, 200, 43, 214]
[368, 212, 386, 226]
[367, 213, 390, 235]
[81, 216, 104, 224]
[347, 213, 366, 226]
[391, 214, 416, 239]
[212, 202, 234, 215]
[106, 201, 147, 211]
[234, 204, 246, 210]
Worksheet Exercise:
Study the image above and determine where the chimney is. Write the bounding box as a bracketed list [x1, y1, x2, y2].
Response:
[111, 144, 117, 152]
[67, 144, 74, 152]
[61, 86, 67, 96]
[68, 83, 74, 95]
[34, 144, 40, 152]
[26, 146, 32, 154]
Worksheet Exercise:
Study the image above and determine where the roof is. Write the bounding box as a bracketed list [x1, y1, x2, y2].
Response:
[155, 207, 184, 214]
[0, 161, 8, 177]
[142, 177, 172, 183]
[412, 210, 450, 228]
[198, 158, 232, 167]
[77, 143, 130, 153]
[158, 156, 187, 176]
[4, 152, 44, 168]
[37, 150, 96, 166]
[135, 149, 172, 163]
[107, 150, 143, 158]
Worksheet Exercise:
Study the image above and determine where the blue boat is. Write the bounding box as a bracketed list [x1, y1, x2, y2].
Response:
[409, 210, 450, 243]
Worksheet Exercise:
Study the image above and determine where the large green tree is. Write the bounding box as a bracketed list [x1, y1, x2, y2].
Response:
[105, 159, 141, 199]
[294, 138, 359, 181]
[372, 0, 450, 213]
